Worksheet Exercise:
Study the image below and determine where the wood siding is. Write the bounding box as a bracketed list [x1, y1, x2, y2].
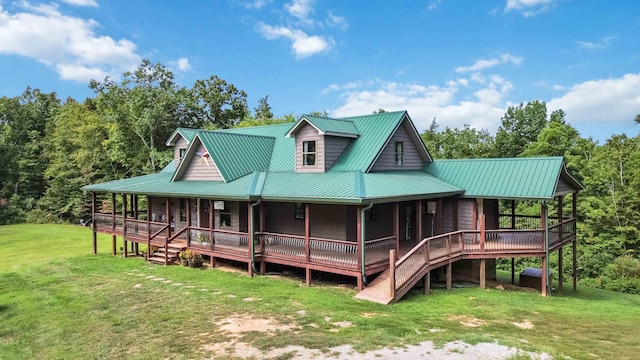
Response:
[295, 124, 324, 173]
[183, 144, 223, 181]
[309, 204, 349, 240]
[364, 203, 394, 240]
[484, 199, 499, 230]
[324, 136, 351, 171]
[264, 202, 305, 236]
[370, 120, 425, 171]
[440, 199, 455, 234]
[457, 199, 475, 230]
[174, 137, 189, 167]
[555, 177, 574, 195]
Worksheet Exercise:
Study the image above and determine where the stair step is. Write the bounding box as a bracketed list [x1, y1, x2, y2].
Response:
[148, 256, 175, 264]
[155, 248, 181, 254]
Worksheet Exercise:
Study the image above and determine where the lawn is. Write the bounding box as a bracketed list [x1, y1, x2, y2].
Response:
[1, 224, 639, 359]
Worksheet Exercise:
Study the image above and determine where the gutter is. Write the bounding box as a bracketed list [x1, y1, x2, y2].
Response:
[360, 202, 374, 286]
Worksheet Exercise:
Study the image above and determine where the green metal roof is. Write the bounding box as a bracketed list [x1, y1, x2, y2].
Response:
[222, 123, 295, 172]
[165, 128, 198, 146]
[330, 111, 408, 172]
[423, 157, 581, 200]
[287, 115, 360, 138]
[196, 131, 275, 182]
[362, 171, 463, 200]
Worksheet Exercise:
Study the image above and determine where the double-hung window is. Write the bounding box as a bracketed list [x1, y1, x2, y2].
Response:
[303, 141, 316, 166]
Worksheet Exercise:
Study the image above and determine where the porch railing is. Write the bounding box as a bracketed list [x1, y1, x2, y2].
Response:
[94, 213, 123, 233]
[188, 227, 250, 257]
[498, 214, 559, 230]
[258, 232, 396, 270]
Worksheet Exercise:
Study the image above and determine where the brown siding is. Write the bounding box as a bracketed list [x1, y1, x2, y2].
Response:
[555, 177, 574, 194]
[309, 204, 348, 240]
[346, 206, 357, 241]
[439, 199, 455, 234]
[264, 202, 305, 236]
[174, 137, 189, 167]
[458, 199, 475, 230]
[295, 124, 325, 173]
[364, 203, 394, 240]
[183, 144, 223, 181]
[324, 136, 351, 171]
[370, 120, 425, 171]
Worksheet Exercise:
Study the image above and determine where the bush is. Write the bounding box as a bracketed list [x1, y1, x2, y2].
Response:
[583, 255, 640, 294]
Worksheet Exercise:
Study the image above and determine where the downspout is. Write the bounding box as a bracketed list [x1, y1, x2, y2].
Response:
[250, 198, 262, 274]
[360, 202, 374, 286]
[543, 201, 551, 297]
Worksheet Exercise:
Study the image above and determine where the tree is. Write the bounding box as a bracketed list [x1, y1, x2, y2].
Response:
[635, 114, 640, 124]
[254, 95, 274, 120]
[190, 75, 248, 129]
[421, 119, 494, 159]
[494, 100, 550, 157]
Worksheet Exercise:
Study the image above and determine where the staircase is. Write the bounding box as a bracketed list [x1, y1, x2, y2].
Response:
[148, 241, 187, 265]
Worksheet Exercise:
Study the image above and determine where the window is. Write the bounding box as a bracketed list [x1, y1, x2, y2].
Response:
[179, 148, 186, 161]
[302, 141, 316, 166]
[395, 142, 404, 166]
[366, 207, 377, 222]
[220, 202, 231, 227]
[295, 203, 305, 220]
[179, 199, 187, 222]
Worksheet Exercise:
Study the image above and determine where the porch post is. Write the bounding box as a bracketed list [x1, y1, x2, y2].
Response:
[393, 202, 399, 256]
[122, 194, 127, 258]
[165, 197, 170, 238]
[259, 202, 266, 273]
[91, 192, 97, 255]
[511, 199, 516, 284]
[573, 192, 578, 292]
[356, 206, 363, 290]
[541, 203, 548, 297]
[209, 199, 215, 268]
[557, 196, 564, 294]
[480, 213, 486, 289]
[133, 195, 139, 255]
[416, 200, 423, 243]
[111, 193, 116, 256]
[146, 196, 151, 261]
[186, 198, 191, 246]
[305, 203, 311, 286]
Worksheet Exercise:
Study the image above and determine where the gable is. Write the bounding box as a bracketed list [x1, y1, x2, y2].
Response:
[295, 123, 324, 173]
[370, 118, 429, 171]
[176, 138, 224, 181]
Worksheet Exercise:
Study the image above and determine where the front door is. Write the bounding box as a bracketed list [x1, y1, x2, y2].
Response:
[199, 199, 210, 228]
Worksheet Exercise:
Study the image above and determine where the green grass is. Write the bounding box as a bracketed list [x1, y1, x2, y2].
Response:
[2, 224, 640, 359]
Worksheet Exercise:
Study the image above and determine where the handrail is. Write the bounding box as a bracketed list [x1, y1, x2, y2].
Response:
[548, 217, 576, 230]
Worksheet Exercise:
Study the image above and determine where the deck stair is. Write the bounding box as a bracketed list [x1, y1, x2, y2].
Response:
[148, 241, 187, 265]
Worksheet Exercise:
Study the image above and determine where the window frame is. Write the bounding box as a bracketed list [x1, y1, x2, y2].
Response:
[395, 141, 405, 166]
[302, 140, 317, 166]
[220, 201, 232, 227]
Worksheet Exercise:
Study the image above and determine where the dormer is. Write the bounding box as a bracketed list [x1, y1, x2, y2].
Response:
[369, 115, 432, 171]
[286, 116, 359, 173]
[166, 128, 198, 167]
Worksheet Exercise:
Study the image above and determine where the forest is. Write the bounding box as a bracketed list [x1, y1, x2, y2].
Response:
[1, 60, 639, 294]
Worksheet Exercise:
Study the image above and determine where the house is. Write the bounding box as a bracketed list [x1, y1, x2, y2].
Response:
[83, 111, 582, 304]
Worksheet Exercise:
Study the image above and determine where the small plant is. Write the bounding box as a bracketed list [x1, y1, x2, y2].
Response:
[189, 253, 204, 269]
[179, 250, 190, 266]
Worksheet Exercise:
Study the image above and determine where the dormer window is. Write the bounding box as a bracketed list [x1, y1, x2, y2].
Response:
[395, 142, 405, 166]
[303, 141, 316, 166]
[179, 148, 186, 161]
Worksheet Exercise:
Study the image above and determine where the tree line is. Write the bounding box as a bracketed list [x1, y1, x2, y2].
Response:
[1, 60, 639, 293]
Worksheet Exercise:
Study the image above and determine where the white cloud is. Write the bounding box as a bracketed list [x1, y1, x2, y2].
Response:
[60, 0, 99, 7]
[326, 10, 348, 30]
[454, 53, 523, 73]
[0, 2, 140, 83]
[169, 57, 191, 72]
[578, 35, 616, 50]
[329, 79, 510, 133]
[548, 73, 640, 124]
[243, 0, 272, 10]
[427, 0, 442, 11]
[257, 22, 333, 59]
[504, 0, 556, 17]
[284, 0, 316, 27]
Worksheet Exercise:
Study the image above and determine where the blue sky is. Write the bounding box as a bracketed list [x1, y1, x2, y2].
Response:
[1, 0, 639, 142]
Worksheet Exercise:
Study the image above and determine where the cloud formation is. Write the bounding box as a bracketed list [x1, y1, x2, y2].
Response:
[257, 22, 333, 59]
[60, 0, 99, 7]
[578, 35, 616, 50]
[504, 0, 556, 17]
[0, 2, 140, 83]
[454, 53, 523, 73]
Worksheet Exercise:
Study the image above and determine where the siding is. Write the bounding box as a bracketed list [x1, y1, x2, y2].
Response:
[183, 144, 224, 181]
[295, 124, 325, 173]
[440, 199, 455, 234]
[364, 203, 394, 240]
[324, 136, 351, 171]
[484, 199, 499, 230]
[309, 204, 348, 240]
[555, 177, 574, 195]
[264, 202, 305, 236]
[174, 137, 189, 167]
[457, 199, 475, 230]
[370, 120, 425, 171]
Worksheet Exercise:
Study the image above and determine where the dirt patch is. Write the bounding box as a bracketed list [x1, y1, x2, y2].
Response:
[214, 314, 299, 337]
[513, 320, 534, 329]
[449, 315, 487, 327]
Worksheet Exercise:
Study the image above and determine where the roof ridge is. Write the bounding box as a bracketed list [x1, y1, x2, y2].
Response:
[431, 156, 564, 162]
[197, 129, 277, 140]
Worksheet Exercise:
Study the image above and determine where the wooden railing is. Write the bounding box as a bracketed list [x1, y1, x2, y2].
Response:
[188, 227, 250, 257]
[549, 218, 576, 248]
[499, 214, 559, 230]
[258, 232, 396, 270]
[390, 224, 568, 298]
[94, 213, 123, 233]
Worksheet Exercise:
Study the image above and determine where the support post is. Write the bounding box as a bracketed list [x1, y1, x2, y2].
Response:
[511, 199, 516, 284]
[91, 192, 97, 255]
[558, 247, 563, 294]
[511, 258, 515, 284]
[146, 196, 151, 261]
[446, 262, 452, 291]
[305, 204, 311, 285]
[416, 200, 422, 243]
[186, 198, 191, 246]
[122, 194, 127, 258]
[111, 193, 117, 256]
[209, 199, 214, 250]
[573, 192, 578, 292]
[479, 214, 486, 252]
[424, 271, 431, 295]
[541, 203, 548, 297]
[480, 259, 486, 289]
[393, 202, 400, 255]
[389, 249, 396, 298]
[356, 206, 363, 291]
